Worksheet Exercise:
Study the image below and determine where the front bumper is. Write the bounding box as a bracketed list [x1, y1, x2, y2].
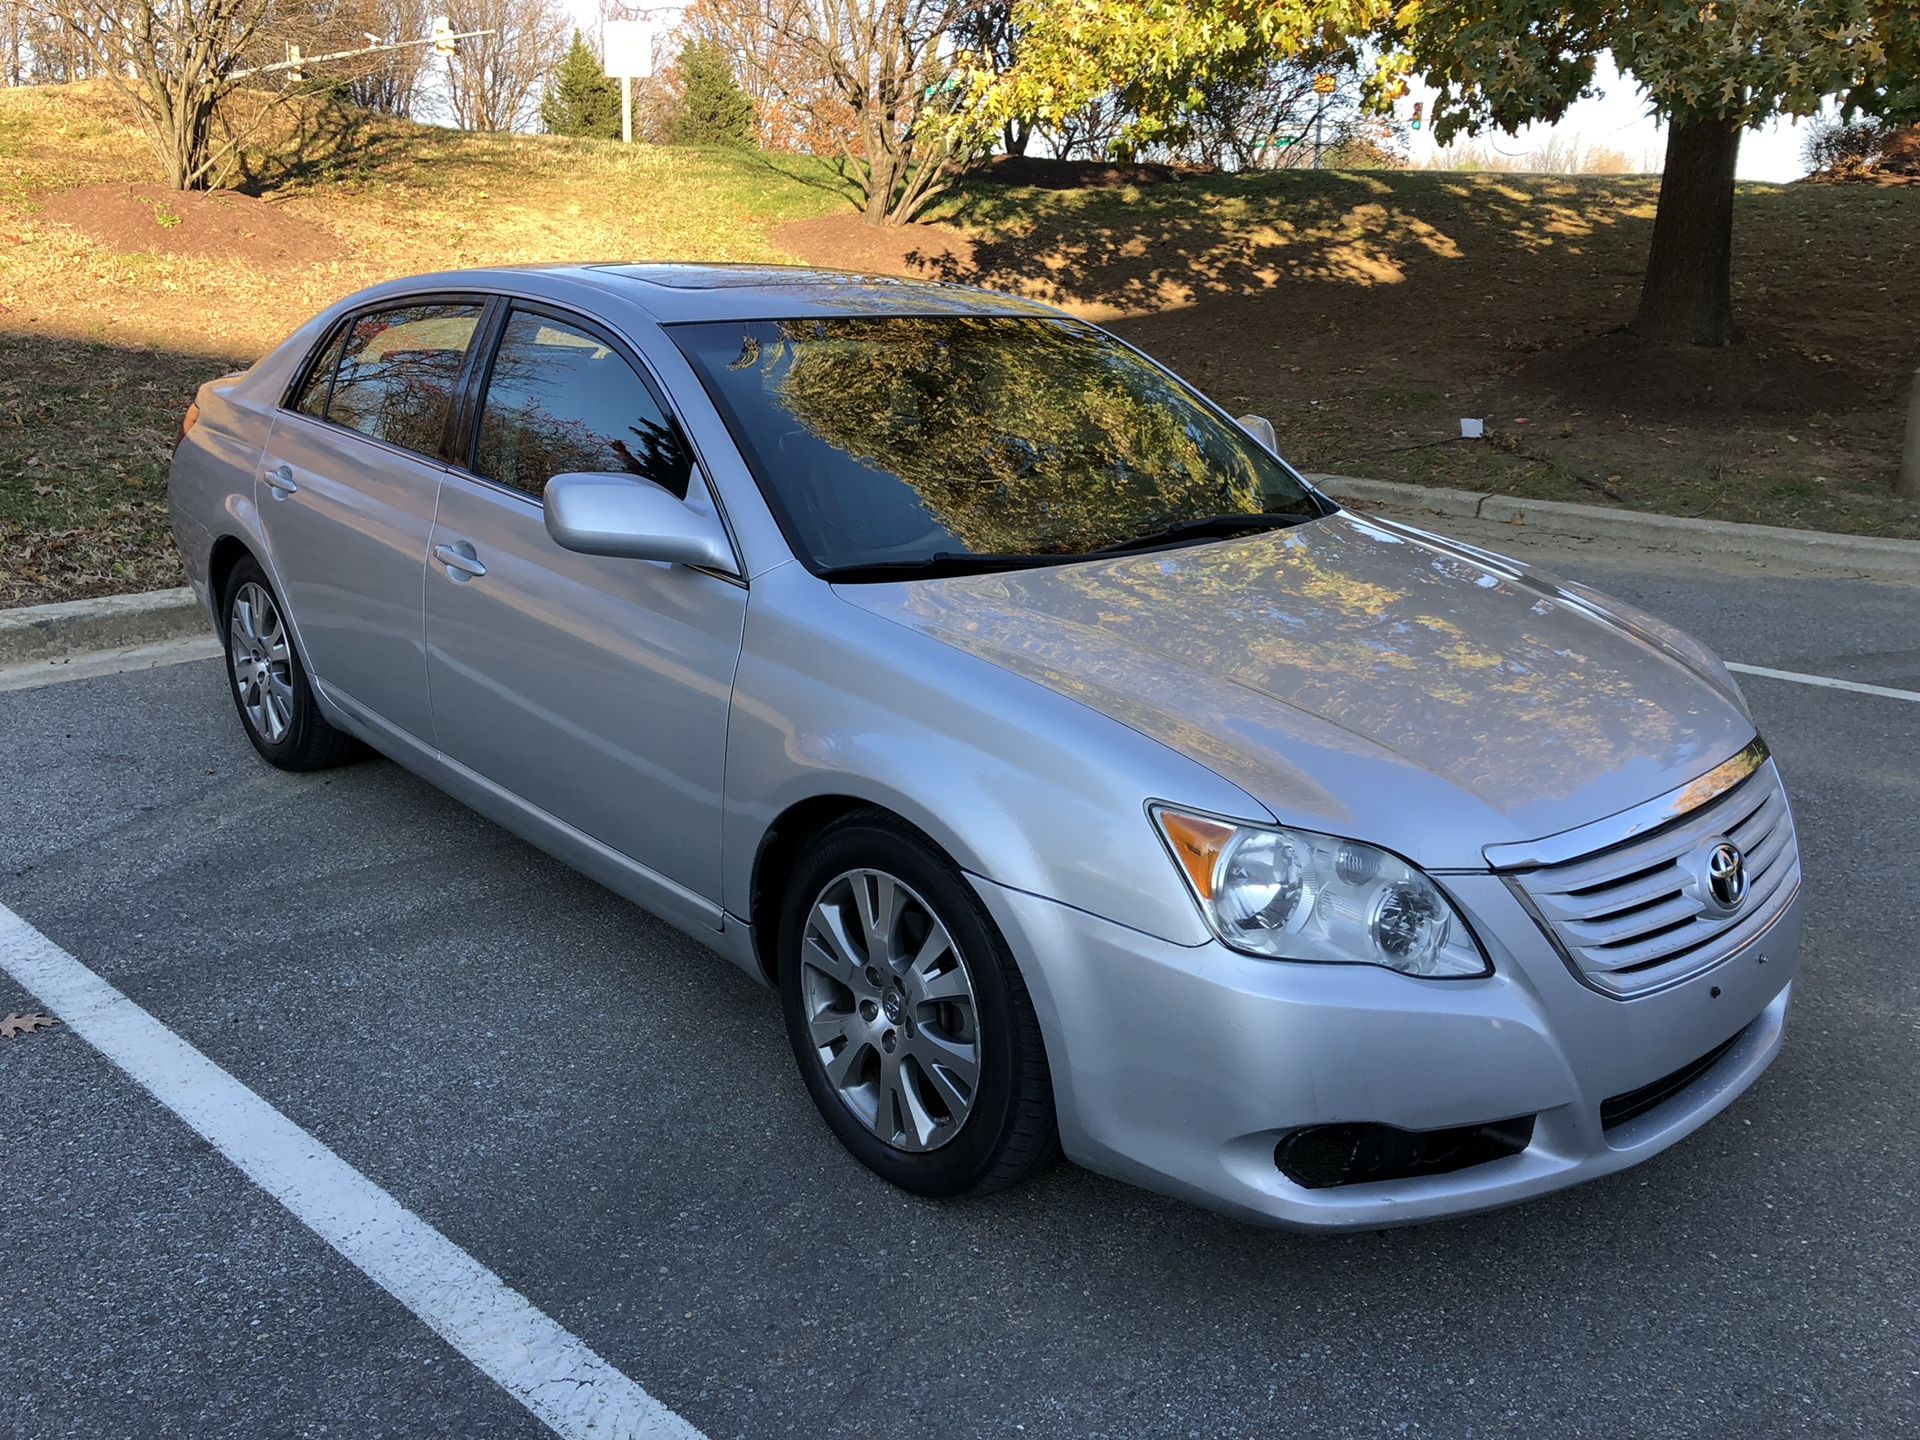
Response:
[970, 871, 1800, 1230]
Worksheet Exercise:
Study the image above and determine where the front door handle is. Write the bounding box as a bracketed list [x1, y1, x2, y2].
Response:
[263, 463, 298, 498]
[433, 541, 487, 581]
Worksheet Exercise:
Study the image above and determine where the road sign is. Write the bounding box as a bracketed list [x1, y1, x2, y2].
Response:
[604, 19, 655, 79]
[1313, 74, 1337, 95]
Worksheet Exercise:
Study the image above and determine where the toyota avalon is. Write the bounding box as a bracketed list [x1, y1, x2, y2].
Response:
[167, 265, 1801, 1227]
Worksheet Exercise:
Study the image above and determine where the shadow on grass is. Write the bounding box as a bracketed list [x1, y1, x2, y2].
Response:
[739, 149, 867, 213]
[229, 101, 423, 198]
[0, 329, 231, 606]
[919, 169, 1658, 319]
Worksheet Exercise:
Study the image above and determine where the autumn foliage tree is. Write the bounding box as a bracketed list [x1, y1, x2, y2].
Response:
[963, 0, 1383, 162]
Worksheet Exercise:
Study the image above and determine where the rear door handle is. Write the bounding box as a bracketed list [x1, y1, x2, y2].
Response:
[263, 463, 298, 497]
[433, 542, 487, 580]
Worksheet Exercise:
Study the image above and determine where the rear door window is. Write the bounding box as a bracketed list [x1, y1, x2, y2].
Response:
[291, 323, 347, 418]
[471, 307, 692, 501]
[326, 302, 484, 458]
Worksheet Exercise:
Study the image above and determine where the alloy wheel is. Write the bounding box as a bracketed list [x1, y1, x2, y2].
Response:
[229, 581, 294, 744]
[798, 868, 982, 1153]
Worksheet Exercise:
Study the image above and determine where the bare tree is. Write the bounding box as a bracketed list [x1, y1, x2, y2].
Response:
[1162, 60, 1370, 171]
[331, 0, 435, 115]
[693, 0, 991, 226]
[443, 0, 570, 132]
[2, 1, 26, 85]
[9, 2, 90, 82]
[43, 0, 298, 188]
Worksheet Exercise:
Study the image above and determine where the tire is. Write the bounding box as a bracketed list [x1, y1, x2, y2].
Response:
[778, 810, 1058, 1198]
[219, 556, 359, 772]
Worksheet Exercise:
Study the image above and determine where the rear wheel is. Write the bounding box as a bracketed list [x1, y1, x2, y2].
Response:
[779, 812, 1057, 1198]
[220, 557, 358, 772]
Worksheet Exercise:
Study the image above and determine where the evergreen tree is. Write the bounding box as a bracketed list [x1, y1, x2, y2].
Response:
[670, 39, 755, 148]
[541, 31, 621, 140]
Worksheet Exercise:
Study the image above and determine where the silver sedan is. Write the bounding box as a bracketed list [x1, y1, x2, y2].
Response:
[168, 265, 1802, 1227]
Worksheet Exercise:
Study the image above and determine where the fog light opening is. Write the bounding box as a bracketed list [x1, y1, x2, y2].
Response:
[1274, 1115, 1536, 1190]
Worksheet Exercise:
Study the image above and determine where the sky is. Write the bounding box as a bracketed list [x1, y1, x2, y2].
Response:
[1399, 56, 1815, 181]
[569, 6, 1815, 183]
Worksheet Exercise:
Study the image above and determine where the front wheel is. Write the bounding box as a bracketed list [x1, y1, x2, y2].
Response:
[778, 812, 1058, 1198]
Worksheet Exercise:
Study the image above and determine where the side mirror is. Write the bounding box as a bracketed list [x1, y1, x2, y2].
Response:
[1237, 413, 1279, 454]
[543, 472, 738, 574]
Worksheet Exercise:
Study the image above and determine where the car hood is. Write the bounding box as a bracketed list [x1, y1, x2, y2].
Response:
[834, 511, 1756, 868]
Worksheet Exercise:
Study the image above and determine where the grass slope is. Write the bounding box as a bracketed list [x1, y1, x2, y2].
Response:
[3, 82, 1916, 606]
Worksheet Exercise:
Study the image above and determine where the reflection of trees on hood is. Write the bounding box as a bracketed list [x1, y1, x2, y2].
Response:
[891, 517, 1702, 818]
[763, 317, 1270, 556]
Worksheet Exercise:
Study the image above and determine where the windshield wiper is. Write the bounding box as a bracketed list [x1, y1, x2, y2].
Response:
[819, 512, 1320, 582]
[1087, 511, 1317, 557]
[819, 551, 1071, 583]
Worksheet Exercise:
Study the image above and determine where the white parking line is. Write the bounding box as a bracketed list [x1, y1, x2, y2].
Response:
[0, 903, 703, 1440]
[1727, 662, 1920, 704]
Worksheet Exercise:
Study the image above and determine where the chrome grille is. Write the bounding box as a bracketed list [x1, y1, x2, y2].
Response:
[1507, 761, 1800, 998]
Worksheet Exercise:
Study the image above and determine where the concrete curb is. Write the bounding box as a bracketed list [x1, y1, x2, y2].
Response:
[0, 587, 205, 667]
[1310, 474, 1920, 580]
[2, 479, 1916, 667]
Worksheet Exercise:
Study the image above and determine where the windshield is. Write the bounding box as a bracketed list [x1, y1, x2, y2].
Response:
[669, 314, 1323, 578]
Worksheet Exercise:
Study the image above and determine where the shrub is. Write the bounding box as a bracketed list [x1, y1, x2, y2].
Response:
[1803, 116, 1889, 179]
[669, 40, 754, 149]
[541, 31, 622, 140]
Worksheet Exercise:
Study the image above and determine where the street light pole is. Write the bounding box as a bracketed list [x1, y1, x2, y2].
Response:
[1901, 365, 1920, 500]
[227, 27, 493, 83]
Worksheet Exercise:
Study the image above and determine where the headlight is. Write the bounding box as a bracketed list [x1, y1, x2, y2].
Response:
[1151, 807, 1490, 978]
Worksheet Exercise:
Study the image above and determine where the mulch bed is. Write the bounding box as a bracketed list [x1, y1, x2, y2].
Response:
[40, 182, 339, 267]
[773, 213, 978, 283]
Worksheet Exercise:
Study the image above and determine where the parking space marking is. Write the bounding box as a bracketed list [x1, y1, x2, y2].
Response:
[0, 903, 704, 1440]
[1726, 661, 1920, 704]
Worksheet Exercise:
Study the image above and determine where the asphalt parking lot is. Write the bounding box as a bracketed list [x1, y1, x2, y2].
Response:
[2, 518, 1916, 1439]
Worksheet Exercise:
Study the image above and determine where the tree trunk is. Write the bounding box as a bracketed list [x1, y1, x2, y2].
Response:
[1629, 113, 1743, 347]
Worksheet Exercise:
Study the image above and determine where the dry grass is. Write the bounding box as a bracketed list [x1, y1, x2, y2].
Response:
[0, 83, 847, 604]
[3, 81, 1917, 606]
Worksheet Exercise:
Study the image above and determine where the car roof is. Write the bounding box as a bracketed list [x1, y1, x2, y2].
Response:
[337, 262, 1068, 326]
[357, 263, 1067, 326]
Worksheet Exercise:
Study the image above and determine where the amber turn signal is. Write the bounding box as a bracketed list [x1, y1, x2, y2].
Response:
[1153, 808, 1236, 902]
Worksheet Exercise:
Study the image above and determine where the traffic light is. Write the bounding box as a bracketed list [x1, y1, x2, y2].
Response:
[1411, 101, 1423, 131]
[432, 17, 457, 56]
